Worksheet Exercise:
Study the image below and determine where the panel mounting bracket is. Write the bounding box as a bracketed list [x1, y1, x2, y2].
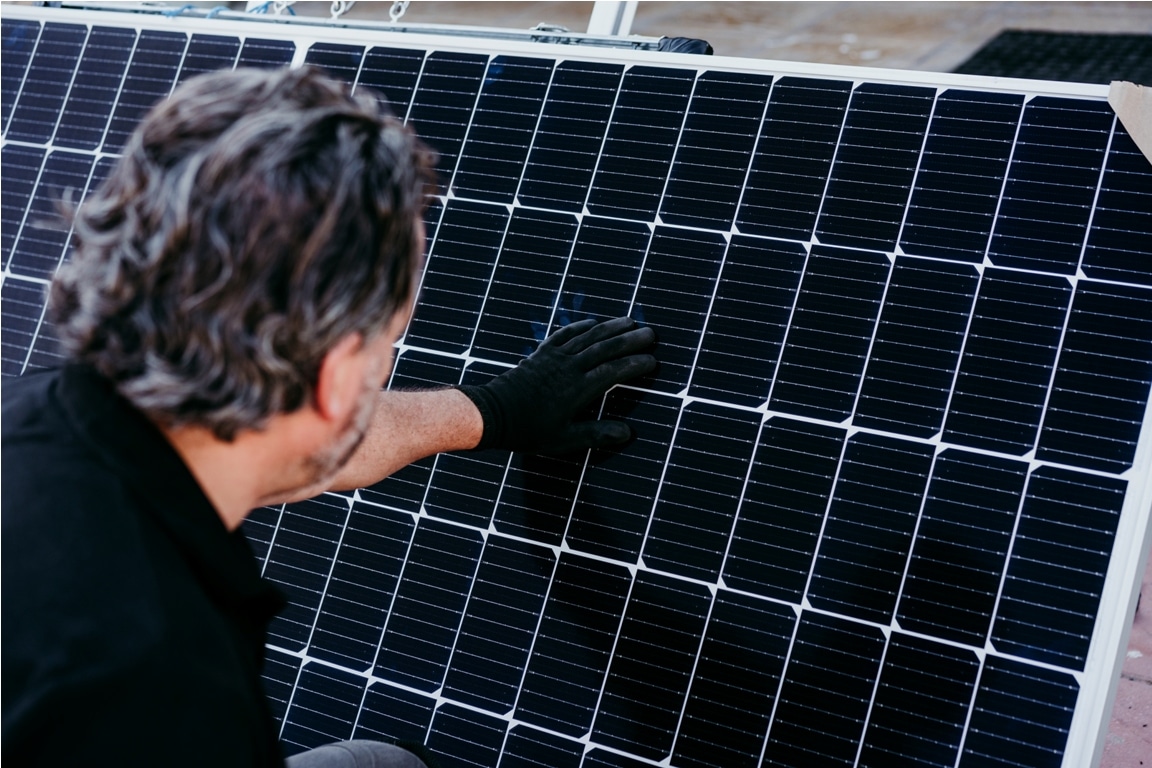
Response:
[587, 0, 638, 36]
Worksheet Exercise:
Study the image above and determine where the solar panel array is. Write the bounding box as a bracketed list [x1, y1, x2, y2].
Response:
[3, 8, 1152, 768]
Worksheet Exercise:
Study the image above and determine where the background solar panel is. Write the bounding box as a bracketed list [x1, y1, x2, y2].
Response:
[3, 7, 1152, 768]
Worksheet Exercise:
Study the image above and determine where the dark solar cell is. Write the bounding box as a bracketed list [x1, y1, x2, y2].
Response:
[426, 704, 507, 768]
[53, 26, 136, 150]
[959, 657, 1078, 767]
[86, 154, 118, 197]
[500, 725, 583, 768]
[815, 83, 936, 250]
[406, 51, 488, 185]
[1, 278, 46, 377]
[899, 90, 1022, 262]
[24, 305, 64, 374]
[565, 388, 679, 561]
[307, 503, 415, 671]
[769, 244, 891, 421]
[303, 42, 363, 84]
[515, 553, 631, 736]
[688, 236, 805, 407]
[263, 495, 351, 652]
[672, 590, 795, 768]
[942, 269, 1071, 454]
[550, 217, 649, 331]
[48, 154, 116, 275]
[353, 683, 435, 744]
[280, 663, 365, 755]
[236, 37, 295, 68]
[420, 196, 445, 259]
[373, 517, 484, 690]
[723, 417, 844, 603]
[1083, 123, 1152, 285]
[355, 47, 424, 119]
[103, 30, 186, 153]
[441, 537, 555, 712]
[241, 504, 283, 568]
[736, 76, 851, 240]
[517, 61, 623, 212]
[1037, 281, 1152, 472]
[1, 145, 44, 269]
[896, 450, 1027, 646]
[261, 647, 303, 726]
[583, 750, 652, 768]
[586, 66, 696, 220]
[853, 257, 980, 437]
[8, 150, 94, 280]
[630, 227, 727, 394]
[642, 401, 761, 582]
[452, 56, 554, 203]
[423, 381, 509, 526]
[423, 362, 510, 527]
[1, 19, 40, 133]
[495, 449, 585, 546]
[859, 634, 981, 768]
[988, 97, 1114, 274]
[592, 572, 711, 761]
[404, 199, 508, 353]
[5, 151, 110, 373]
[762, 612, 886, 767]
[991, 466, 1125, 669]
[176, 34, 241, 83]
[807, 433, 934, 624]
[5, 23, 85, 145]
[470, 208, 578, 364]
[358, 350, 464, 511]
[659, 71, 773, 229]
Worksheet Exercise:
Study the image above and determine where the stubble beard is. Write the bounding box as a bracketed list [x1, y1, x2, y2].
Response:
[302, 382, 376, 487]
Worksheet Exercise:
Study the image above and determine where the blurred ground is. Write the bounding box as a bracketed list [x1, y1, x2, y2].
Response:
[1110, 557, 1152, 766]
[257, 1, 1152, 73]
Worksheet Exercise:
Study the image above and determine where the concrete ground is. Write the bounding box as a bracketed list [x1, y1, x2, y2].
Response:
[1107, 557, 1152, 766]
[236, 2, 1152, 764]
[282, 1, 1152, 71]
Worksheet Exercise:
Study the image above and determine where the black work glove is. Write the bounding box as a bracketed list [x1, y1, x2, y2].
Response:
[458, 316, 657, 454]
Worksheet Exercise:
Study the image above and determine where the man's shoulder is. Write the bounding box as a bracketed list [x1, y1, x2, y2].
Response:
[2, 371, 185, 756]
[1, 367, 60, 438]
[2, 368, 162, 644]
[2, 366, 89, 466]
[2, 367, 131, 532]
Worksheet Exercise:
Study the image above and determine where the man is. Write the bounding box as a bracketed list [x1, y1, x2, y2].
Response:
[1, 66, 656, 766]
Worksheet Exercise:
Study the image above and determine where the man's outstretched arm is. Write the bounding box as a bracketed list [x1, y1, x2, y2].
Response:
[326, 316, 657, 494]
[326, 386, 483, 492]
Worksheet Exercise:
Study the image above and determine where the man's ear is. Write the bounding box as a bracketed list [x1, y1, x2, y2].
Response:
[314, 333, 365, 422]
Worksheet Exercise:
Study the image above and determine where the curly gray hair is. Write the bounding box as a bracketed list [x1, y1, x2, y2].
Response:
[51, 66, 436, 440]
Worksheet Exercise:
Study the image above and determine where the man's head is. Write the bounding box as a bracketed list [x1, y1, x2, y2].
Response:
[52, 65, 436, 441]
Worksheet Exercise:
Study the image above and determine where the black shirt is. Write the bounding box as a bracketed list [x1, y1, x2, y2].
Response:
[2, 364, 287, 766]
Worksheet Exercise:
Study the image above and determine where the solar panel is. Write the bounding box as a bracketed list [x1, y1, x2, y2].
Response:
[3, 6, 1152, 768]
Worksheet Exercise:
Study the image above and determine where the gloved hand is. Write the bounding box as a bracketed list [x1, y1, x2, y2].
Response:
[457, 316, 657, 454]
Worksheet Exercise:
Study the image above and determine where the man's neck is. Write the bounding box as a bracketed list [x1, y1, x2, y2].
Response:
[160, 415, 323, 531]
